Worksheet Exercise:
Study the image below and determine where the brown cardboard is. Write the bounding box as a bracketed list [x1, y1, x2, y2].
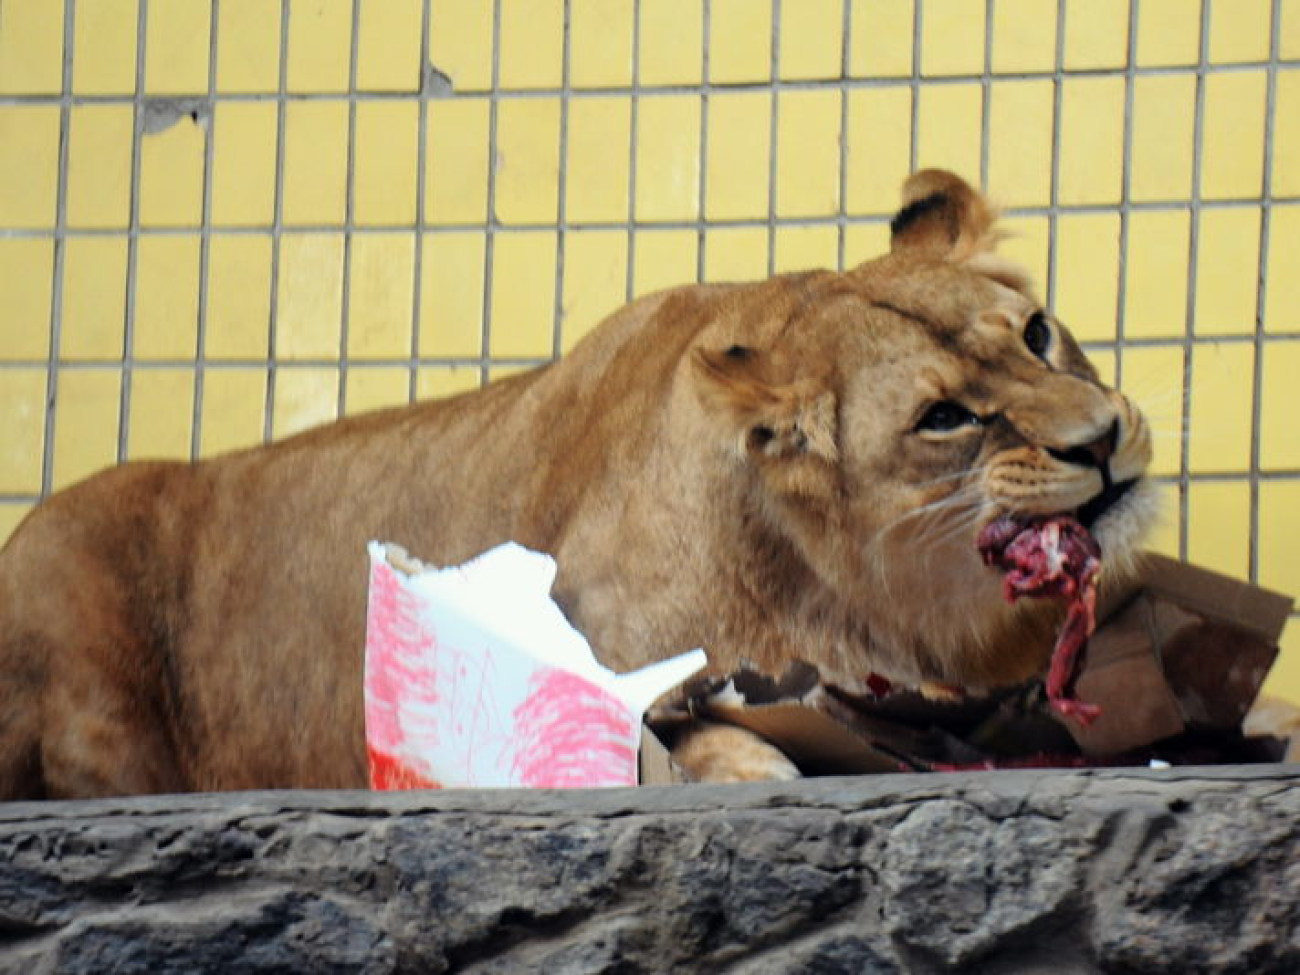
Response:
[1135, 553, 1294, 640]
[638, 725, 683, 785]
[1069, 596, 1198, 755]
[1067, 555, 1291, 755]
[1161, 615, 1279, 727]
[641, 552, 1294, 778]
[703, 702, 904, 774]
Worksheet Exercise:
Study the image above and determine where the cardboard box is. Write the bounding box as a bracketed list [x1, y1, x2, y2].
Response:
[365, 542, 1293, 786]
[645, 553, 1294, 780]
[364, 541, 705, 790]
[1071, 553, 1291, 755]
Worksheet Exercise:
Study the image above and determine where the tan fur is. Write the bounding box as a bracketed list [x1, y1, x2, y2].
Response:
[0, 171, 1156, 796]
[1244, 696, 1300, 762]
[672, 725, 802, 783]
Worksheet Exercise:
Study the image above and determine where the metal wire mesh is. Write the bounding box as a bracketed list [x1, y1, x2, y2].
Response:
[0, 0, 1296, 639]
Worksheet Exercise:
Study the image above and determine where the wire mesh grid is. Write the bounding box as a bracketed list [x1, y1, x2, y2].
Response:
[0, 0, 1296, 632]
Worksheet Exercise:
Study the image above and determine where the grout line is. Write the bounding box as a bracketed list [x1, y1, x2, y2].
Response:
[191, 0, 220, 462]
[550, 0, 572, 359]
[337, 0, 362, 418]
[1177, 0, 1213, 563]
[410, 0, 432, 402]
[39, 0, 77, 499]
[263, 0, 291, 445]
[116, 0, 150, 467]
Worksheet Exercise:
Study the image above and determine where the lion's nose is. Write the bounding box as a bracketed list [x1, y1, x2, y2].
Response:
[1047, 420, 1118, 471]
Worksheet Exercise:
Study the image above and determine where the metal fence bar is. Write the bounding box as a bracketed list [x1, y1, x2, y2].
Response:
[7, 329, 1300, 376]
[190, 0, 220, 462]
[697, 0, 711, 283]
[1250, 0, 1285, 583]
[410, 0, 433, 402]
[6, 0, 1294, 646]
[39, 0, 76, 499]
[836, 0, 851, 271]
[549, 0, 572, 359]
[1114, 0, 1142, 391]
[336, 0, 362, 417]
[263, 0, 292, 445]
[1045, 0, 1067, 312]
[623, 0, 641, 302]
[6, 55, 1300, 111]
[1178, 0, 1213, 563]
[17, 466, 1300, 512]
[766, 0, 781, 278]
[979, 0, 993, 192]
[909, 0, 922, 173]
[6, 196, 1300, 243]
[480, 0, 503, 386]
[115, 0, 150, 468]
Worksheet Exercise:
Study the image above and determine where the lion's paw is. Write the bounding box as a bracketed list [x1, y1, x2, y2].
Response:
[671, 723, 801, 783]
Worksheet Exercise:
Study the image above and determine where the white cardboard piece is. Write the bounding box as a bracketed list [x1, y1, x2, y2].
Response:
[363, 541, 706, 790]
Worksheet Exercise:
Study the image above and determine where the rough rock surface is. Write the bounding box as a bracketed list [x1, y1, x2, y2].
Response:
[1, 767, 1297, 973]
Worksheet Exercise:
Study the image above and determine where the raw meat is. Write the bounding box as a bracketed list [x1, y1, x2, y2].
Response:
[977, 514, 1103, 724]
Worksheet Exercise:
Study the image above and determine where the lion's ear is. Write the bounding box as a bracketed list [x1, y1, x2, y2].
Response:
[889, 169, 1001, 262]
[692, 346, 837, 465]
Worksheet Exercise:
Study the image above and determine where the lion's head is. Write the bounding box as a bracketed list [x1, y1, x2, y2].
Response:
[684, 170, 1158, 691]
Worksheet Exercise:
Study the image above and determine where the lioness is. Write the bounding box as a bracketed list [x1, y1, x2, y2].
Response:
[0, 171, 1156, 798]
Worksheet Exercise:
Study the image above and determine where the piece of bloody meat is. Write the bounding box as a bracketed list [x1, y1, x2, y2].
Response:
[976, 514, 1103, 724]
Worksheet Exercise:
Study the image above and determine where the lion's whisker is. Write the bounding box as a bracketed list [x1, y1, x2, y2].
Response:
[874, 486, 987, 555]
[870, 484, 980, 548]
[915, 502, 985, 547]
[911, 469, 979, 490]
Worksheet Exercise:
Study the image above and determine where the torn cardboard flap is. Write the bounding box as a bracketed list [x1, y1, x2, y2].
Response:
[365, 540, 1292, 786]
[651, 552, 1294, 775]
[1070, 554, 1291, 755]
[1128, 552, 1293, 640]
[703, 702, 904, 775]
[1069, 597, 1188, 755]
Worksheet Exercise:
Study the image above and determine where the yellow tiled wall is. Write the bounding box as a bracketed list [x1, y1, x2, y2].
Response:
[1, 0, 1298, 698]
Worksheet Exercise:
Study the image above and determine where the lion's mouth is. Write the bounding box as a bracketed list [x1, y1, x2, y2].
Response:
[1076, 476, 1139, 529]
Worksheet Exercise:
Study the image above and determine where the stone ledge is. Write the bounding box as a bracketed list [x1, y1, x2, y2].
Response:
[1, 767, 1298, 973]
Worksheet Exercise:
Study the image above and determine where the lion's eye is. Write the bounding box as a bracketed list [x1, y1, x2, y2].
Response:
[1024, 312, 1052, 359]
[916, 402, 981, 433]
